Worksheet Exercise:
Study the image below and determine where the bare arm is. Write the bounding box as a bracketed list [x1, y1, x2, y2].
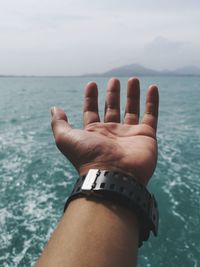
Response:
[36, 78, 159, 267]
[36, 198, 139, 267]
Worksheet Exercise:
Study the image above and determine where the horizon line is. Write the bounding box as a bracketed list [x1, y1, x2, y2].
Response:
[1, 74, 200, 78]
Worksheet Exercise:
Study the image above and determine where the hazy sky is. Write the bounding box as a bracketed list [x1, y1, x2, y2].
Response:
[0, 0, 200, 75]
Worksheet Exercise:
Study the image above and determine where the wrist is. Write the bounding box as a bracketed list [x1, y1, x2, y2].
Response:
[79, 163, 148, 186]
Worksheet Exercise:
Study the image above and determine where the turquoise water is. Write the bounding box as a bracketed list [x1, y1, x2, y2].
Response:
[0, 76, 199, 266]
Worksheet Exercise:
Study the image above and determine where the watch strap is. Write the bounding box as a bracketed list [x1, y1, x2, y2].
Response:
[64, 169, 159, 247]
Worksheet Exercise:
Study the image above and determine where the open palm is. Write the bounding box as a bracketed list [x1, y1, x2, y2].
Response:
[51, 78, 159, 186]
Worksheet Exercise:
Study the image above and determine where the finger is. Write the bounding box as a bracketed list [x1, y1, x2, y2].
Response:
[104, 78, 120, 122]
[141, 85, 159, 130]
[51, 107, 72, 145]
[124, 78, 140, 124]
[83, 82, 100, 127]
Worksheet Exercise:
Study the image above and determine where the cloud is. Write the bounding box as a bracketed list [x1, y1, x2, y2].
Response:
[145, 36, 184, 56]
[0, 0, 199, 75]
[28, 14, 92, 29]
[141, 36, 200, 70]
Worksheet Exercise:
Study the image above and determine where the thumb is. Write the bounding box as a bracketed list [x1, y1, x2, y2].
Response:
[51, 107, 72, 144]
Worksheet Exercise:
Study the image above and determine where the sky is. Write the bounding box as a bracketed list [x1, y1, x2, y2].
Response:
[0, 0, 200, 75]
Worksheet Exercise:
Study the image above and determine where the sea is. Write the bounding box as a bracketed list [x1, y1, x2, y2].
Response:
[0, 76, 199, 267]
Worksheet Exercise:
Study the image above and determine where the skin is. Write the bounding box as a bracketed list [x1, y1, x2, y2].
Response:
[51, 78, 159, 185]
[36, 77, 159, 267]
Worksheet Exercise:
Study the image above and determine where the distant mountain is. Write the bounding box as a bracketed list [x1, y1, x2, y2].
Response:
[1, 64, 200, 77]
[83, 64, 200, 77]
[101, 64, 160, 76]
[173, 65, 200, 75]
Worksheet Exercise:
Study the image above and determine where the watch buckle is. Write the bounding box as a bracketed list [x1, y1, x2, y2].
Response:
[82, 169, 99, 191]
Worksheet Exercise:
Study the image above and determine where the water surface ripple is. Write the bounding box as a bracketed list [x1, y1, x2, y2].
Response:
[0, 77, 199, 266]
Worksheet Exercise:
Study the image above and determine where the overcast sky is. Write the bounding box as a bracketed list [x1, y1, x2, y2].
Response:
[0, 0, 200, 75]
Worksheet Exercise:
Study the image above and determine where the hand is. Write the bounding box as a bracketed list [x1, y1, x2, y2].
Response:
[51, 78, 159, 186]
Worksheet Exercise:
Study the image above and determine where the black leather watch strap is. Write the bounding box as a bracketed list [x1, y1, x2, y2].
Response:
[64, 169, 159, 247]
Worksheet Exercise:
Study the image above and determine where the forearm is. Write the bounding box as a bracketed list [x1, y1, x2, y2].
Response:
[36, 197, 139, 267]
[39, 77, 159, 266]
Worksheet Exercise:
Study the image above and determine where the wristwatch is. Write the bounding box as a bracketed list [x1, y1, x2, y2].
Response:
[64, 169, 159, 247]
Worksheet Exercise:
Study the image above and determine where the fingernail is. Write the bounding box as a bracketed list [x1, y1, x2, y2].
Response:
[51, 106, 56, 116]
